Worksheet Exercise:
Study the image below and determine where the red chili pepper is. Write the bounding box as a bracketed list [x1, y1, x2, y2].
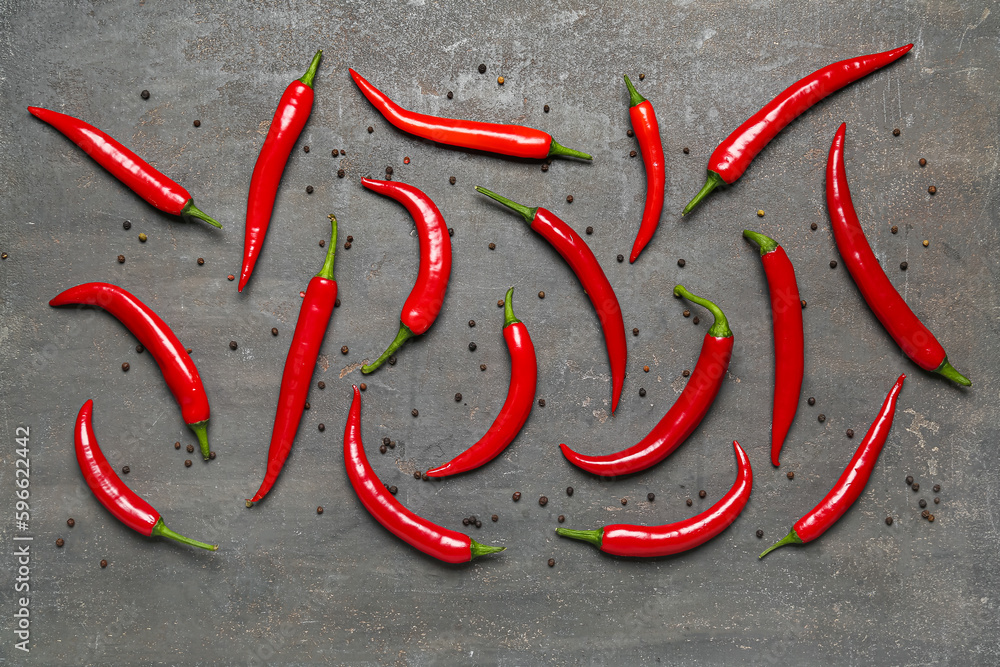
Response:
[624, 75, 665, 263]
[349, 68, 591, 160]
[827, 124, 970, 385]
[475, 187, 628, 413]
[27, 106, 222, 228]
[743, 230, 804, 467]
[50, 283, 213, 459]
[682, 44, 913, 215]
[761, 374, 905, 558]
[238, 50, 322, 292]
[75, 400, 217, 550]
[425, 288, 537, 477]
[361, 179, 452, 373]
[560, 285, 730, 475]
[558, 440, 752, 557]
[344, 386, 504, 563]
[247, 216, 338, 507]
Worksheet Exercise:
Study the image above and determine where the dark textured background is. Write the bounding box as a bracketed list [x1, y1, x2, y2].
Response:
[1, 1, 998, 665]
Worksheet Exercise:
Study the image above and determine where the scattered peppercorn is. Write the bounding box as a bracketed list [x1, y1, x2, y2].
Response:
[122, 465, 130, 474]
[621, 498, 628, 506]
[891, 225, 898, 234]
[693, 316, 701, 324]
[683, 310, 690, 318]
[491, 514, 498, 522]
[885, 516, 893, 526]
[928, 186, 936, 195]
[469, 342, 477, 351]
[757, 210, 765, 217]
[830, 260, 837, 268]
[683, 147, 690, 154]
[340, 150, 346, 156]
[497, 300, 504, 307]
[389, 486, 398, 495]
[538, 291, 545, 299]
[566, 487, 574, 496]
[919, 499, 927, 508]
[630, 150, 637, 158]
[538, 399, 546, 407]
[413, 471, 422, 479]
[787, 471, 795, 480]
[337, 169, 345, 178]
[316, 506, 323, 514]
[677, 258, 686, 267]
[919, 158, 927, 167]
[543, 104, 550, 113]
[271, 328, 279, 336]
[488, 242, 496, 251]
[647, 492, 655, 502]
[617, 254, 624, 262]
[101, 559, 108, 568]
[566, 195, 574, 203]
[121, 362, 130, 372]
[800, 301, 806, 309]
[411, 409, 418, 417]
[686, 498, 693, 506]
[900, 261, 908, 271]
[360, 383, 367, 391]
[335, 298, 341, 307]
[558, 515, 565, 523]
[379, 445, 387, 454]
[912, 483, 920, 491]
[586, 226, 594, 235]
[184, 459, 192, 467]
[808, 397, 816, 406]
[140, 90, 150, 100]
[192, 119, 202, 128]
[475, 520, 482, 528]
[497, 76, 505, 85]
[698, 490, 706, 499]
[367, 126, 374, 133]
[818, 414, 825, 423]
[186, 444, 194, 453]
[928, 514, 935, 522]
[756, 529, 764, 538]
[480, 364, 487, 371]
[921, 510, 929, 519]
[318, 381, 325, 389]
[933, 484, 941, 492]
[639, 73, 645, 80]
[318, 423, 325, 432]
[449, 228, 454, 237]
[905, 475, 914, 485]
[643, 365, 650, 373]
[810, 222, 818, 230]
[639, 388, 646, 397]
[449, 176, 456, 185]
[388, 356, 396, 366]
[123, 220, 132, 230]
[892, 128, 900, 136]
[138, 233, 147, 243]
[682, 369, 690, 377]
[934, 497, 940, 504]
[513, 492, 521, 501]
[632, 328, 639, 336]
[197, 257, 205, 265]
[455, 393, 462, 402]
[209, 451, 216, 460]
[548, 558, 555, 567]
[174, 442, 181, 450]
[539, 496, 548, 507]
[341, 345, 349, 355]
[541, 163, 549, 172]
[478, 63, 487, 74]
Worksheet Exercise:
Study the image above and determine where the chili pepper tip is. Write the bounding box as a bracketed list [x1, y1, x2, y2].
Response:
[151, 518, 218, 551]
[180, 200, 223, 229]
[475, 186, 538, 225]
[742, 229, 779, 256]
[469, 539, 506, 559]
[623, 74, 646, 108]
[682, 170, 726, 216]
[556, 527, 603, 549]
[759, 528, 803, 559]
[362, 322, 415, 374]
[547, 139, 592, 161]
[188, 420, 211, 460]
[298, 50, 323, 89]
[503, 287, 521, 327]
[672, 285, 732, 338]
[934, 359, 971, 386]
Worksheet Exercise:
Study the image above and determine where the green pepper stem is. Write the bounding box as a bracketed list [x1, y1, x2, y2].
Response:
[299, 50, 323, 88]
[759, 528, 802, 559]
[316, 214, 338, 280]
[503, 287, 520, 327]
[470, 539, 505, 559]
[180, 200, 223, 229]
[556, 527, 603, 548]
[475, 186, 538, 225]
[188, 420, 210, 460]
[362, 322, 415, 374]
[742, 229, 779, 256]
[682, 170, 725, 216]
[673, 285, 732, 338]
[548, 140, 592, 160]
[623, 74, 646, 107]
[151, 518, 218, 551]
[935, 358, 971, 386]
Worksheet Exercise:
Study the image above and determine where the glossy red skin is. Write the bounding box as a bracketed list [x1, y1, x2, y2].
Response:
[426, 321, 537, 477]
[28, 106, 192, 214]
[344, 386, 473, 563]
[756, 245, 804, 466]
[531, 208, 627, 413]
[599, 441, 752, 557]
[350, 68, 554, 159]
[560, 332, 732, 476]
[794, 375, 905, 542]
[710, 45, 912, 184]
[238, 81, 315, 292]
[49, 283, 210, 427]
[249, 275, 337, 504]
[827, 124, 945, 371]
[628, 100, 665, 263]
[362, 178, 452, 335]
[75, 400, 160, 535]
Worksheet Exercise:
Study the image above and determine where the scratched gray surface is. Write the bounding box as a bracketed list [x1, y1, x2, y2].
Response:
[1, 1, 998, 665]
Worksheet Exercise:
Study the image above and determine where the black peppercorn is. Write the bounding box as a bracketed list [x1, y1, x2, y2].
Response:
[886, 516, 893, 526]
[544, 104, 550, 112]
[488, 242, 495, 250]
[337, 169, 345, 178]
[919, 158, 927, 167]
[193, 119, 201, 128]
[900, 261, 908, 271]
[566, 195, 574, 203]
[389, 486, 398, 495]
[341, 345, 349, 355]
[184, 460, 192, 467]
[639, 388, 646, 397]
[67, 518, 75, 527]
[379, 445, 387, 454]
[121, 465, 130, 474]
[892, 128, 900, 136]
[539, 496, 548, 506]
[566, 486, 574, 496]
[647, 492, 655, 502]
[621, 498, 627, 506]
[197, 257, 205, 265]
[491, 514, 498, 522]
[919, 499, 927, 508]
[846, 429, 854, 438]
[449, 176, 456, 185]
[906, 475, 914, 485]
[686, 498, 693, 506]
[388, 356, 396, 366]
[830, 260, 837, 268]
[630, 150, 637, 157]
[632, 327, 639, 336]
[209, 451, 216, 460]
[513, 492, 521, 501]
[306, 185, 314, 194]
[928, 185, 937, 195]
[447, 91, 453, 99]
[756, 529, 763, 538]
[548, 558, 555, 567]
[683, 147, 689, 154]
[469, 342, 477, 351]
[318, 423, 325, 432]
[229, 341, 238, 350]
[121, 362, 130, 372]
[586, 226, 593, 235]
[187, 444, 194, 453]
[617, 254, 624, 262]
[538, 291, 545, 299]
[891, 225, 898, 234]
[272, 327, 279, 336]
[411, 409, 418, 417]
[677, 258, 686, 267]
[818, 414, 826, 423]
[117, 254, 125, 263]
[478, 63, 486, 74]
[316, 506, 323, 514]
[808, 397, 816, 406]
[912, 483, 919, 491]
[318, 381, 325, 389]
[101, 559, 108, 568]
[140, 90, 150, 99]
[538, 399, 545, 407]
[455, 393, 462, 402]
[367, 126, 374, 133]
[626, 129, 634, 137]
[174, 442, 181, 450]
[558, 515, 565, 523]
[810, 222, 818, 230]
[787, 471, 795, 480]
[933, 484, 941, 492]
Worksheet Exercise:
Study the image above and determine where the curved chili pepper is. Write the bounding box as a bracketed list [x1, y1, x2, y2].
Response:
[624, 75, 665, 263]
[75, 400, 217, 550]
[349, 68, 591, 160]
[761, 374, 905, 558]
[344, 386, 504, 563]
[682, 44, 913, 215]
[560, 285, 730, 475]
[475, 186, 628, 413]
[50, 283, 213, 459]
[27, 106, 221, 228]
[827, 124, 970, 385]
[247, 216, 338, 507]
[361, 178, 452, 373]
[743, 230, 804, 467]
[426, 288, 537, 478]
[238, 50, 322, 292]
[558, 440, 751, 557]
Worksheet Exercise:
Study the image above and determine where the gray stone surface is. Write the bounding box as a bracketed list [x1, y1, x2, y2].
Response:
[1, 1, 998, 665]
